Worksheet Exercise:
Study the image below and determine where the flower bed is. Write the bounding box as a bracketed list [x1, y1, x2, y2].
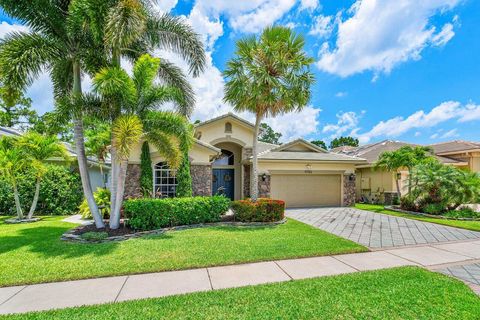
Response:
[385, 205, 480, 221]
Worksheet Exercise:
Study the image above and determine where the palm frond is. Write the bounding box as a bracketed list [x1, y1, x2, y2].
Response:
[145, 130, 181, 170]
[93, 66, 137, 109]
[112, 114, 143, 160]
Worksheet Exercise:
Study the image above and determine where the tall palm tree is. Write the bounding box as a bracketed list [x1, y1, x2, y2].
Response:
[93, 54, 194, 229]
[18, 132, 69, 219]
[374, 151, 405, 197]
[223, 26, 315, 201]
[0, 0, 107, 228]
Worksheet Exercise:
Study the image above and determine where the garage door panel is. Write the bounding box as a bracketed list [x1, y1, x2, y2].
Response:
[271, 174, 341, 208]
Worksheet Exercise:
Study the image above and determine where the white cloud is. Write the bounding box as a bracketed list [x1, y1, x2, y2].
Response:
[440, 128, 459, 139]
[308, 15, 334, 38]
[414, 131, 421, 137]
[458, 103, 480, 122]
[300, 0, 319, 11]
[322, 111, 363, 139]
[150, 0, 178, 13]
[0, 21, 29, 38]
[335, 91, 347, 98]
[430, 133, 439, 139]
[263, 106, 321, 142]
[316, 0, 461, 78]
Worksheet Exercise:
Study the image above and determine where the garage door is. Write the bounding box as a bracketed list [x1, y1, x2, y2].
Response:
[270, 174, 341, 208]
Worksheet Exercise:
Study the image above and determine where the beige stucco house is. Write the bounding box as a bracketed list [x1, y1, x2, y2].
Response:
[125, 113, 366, 208]
[334, 140, 480, 203]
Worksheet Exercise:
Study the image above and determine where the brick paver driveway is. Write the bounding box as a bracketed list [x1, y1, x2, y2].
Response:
[287, 207, 480, 249]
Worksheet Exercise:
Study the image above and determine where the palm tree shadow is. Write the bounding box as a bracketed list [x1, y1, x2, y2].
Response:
[0, 225, 118, 258]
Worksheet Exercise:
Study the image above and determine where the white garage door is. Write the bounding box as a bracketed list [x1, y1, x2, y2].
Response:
[270, 174, 341, 208]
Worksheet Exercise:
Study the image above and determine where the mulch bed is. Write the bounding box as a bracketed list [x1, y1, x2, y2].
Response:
[72, 222, 133, 237]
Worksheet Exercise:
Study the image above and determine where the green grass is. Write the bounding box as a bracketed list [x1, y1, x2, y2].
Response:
[2, 267, 479, 320]
[0, 216, 366, 287]
[356, 203, 480, 232]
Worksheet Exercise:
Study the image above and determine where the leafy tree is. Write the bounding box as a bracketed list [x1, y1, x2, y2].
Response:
[18, 132, 69, 218]
[85, 121, 111, 186]
[223, 26, 315, 201]
[32, 111, 74, 143]
[140, 141, 153, 196]
[329, 136, 359, 149]
[258, 123, 282, 144]
[310, 140, 327, 150]
[0, 86, 36, 129]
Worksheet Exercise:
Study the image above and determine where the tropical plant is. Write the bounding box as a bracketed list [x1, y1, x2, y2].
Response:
[223, 26, 315, 201]
[79, 188, 111, 219]
[329, 136, 359, 149]
[85, 121, 111, 186]
[0, 136, 29, 219]
[93, 54, 195, 228]
[310, 140, 327, 150]
[17, 132, 69, 218]
[258, 123, 282, 145]
[140, 141, 153, 196]
[176, 144, 193, 197]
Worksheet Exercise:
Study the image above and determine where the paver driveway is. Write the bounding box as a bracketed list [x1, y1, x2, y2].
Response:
[286, 207, 480, 249]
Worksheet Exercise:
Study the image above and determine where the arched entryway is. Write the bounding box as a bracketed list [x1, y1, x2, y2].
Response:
[212, 142, 243, 200]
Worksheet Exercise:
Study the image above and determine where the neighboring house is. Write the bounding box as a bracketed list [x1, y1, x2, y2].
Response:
[125, 113, 366, 208]
[0, 126, 109, 191]
[334, 140, 479, 203]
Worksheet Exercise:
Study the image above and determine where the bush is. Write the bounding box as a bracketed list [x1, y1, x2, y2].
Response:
[444, 208, 480, 219]
[400, 196, 417, 212]
[123, 196, 231, 231]
[79, 188, 111, 219]
[423, 203, 445, 215]
[0, 164, 83, 215]
[231, 198, 285, 222]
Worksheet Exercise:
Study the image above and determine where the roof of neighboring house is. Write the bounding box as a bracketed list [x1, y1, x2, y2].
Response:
[0, 126, 22, 137]
[334, 140, 467, 166]
[429, 140, 480, 154]
[330, 145, 357, 153]
[194, 112, 255, 129]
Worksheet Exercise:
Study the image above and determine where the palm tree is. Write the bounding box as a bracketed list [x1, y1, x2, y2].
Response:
[0, 136, 29, 219]
[18, 132, 69, 219]
[93, 54, 194, 229]
[223, 26, 315, 201]
[375, 151, 407, 197]
[0, 0, 107, 228]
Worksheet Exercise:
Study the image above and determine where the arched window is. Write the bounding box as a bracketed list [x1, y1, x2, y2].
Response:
[225, 122, 232, 133]
[154, 162, 177, 198]
[213, 149, 234, 166]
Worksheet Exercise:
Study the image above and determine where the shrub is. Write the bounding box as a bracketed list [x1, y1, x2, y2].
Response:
[79, 188, 111, 219]
[0, 164, 83, 215]
[231, 198, 285, 222]
[123, 196, 230, 231]
[422, 203, 445, 215]
[140, 141, 153, 197]
[400, 196, 417, 212]
[444, 208, 480, 219]
[80, 231, 109, 241]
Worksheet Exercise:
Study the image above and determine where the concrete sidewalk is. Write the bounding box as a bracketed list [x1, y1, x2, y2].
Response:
[1, 239, 479, 315]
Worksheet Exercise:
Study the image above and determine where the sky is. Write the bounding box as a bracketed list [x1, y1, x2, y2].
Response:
[0, 0, 479, 145]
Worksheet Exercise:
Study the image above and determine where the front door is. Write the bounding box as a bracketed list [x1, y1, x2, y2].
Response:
[212, 169, 234, 200]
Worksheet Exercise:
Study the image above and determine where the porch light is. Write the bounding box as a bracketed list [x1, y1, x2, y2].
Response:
[305, 164, 312, 173]
[349, 173, 355, 181]
[261, 173, 267, 181]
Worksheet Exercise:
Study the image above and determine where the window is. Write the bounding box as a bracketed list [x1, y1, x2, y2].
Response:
[154, 162, 177, 198]
[213, 149, 234, 166]
[225, 122, 232, 133]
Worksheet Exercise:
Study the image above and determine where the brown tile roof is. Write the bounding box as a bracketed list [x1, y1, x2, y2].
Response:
[429, 140, 480, 154]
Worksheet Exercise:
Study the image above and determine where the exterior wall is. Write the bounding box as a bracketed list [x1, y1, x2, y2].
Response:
[124, 164, 142, 199]
[243, 164, 250, 198]
[258, 161, 357, 174]
[191, 164, 212, 196]
[196, 119, 254, 148]
[355, 167, 394, 201]
[88, 166, 108, 192]
[471, 155, 480, 172]
[343, 174, 356, 206]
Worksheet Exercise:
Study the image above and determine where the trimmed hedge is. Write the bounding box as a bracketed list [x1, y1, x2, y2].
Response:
[231, 198, 285, 222]
[123, 196, 231, 231]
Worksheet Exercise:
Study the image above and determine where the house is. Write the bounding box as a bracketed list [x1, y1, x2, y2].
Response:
[334, 140, 479, 203]
[0, 126, 109, 191]
[125, 113, 366, 208]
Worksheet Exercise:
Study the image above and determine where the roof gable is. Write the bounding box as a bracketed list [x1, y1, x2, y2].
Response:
[195, 113, 254, 131]
[271, 139, 328, 153]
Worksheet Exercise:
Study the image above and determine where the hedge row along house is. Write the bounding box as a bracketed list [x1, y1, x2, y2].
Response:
[333, 140, 480, 204]
[125, 113, 366, 208]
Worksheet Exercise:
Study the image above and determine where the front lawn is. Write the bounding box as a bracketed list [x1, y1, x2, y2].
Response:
[2, 267, 479, 319]
[356, 203, 480, 232]
[0, 216, 366, 287]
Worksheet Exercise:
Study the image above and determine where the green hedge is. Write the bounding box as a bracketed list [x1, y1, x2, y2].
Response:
[231, 198, 285, 222]
[123, 196, 231, 231]
[0, 164, 83, 215]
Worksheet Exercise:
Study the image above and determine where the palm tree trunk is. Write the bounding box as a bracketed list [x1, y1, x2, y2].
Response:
[110, 159, 128, 229]
[12, 181, 23, 220]
[109, 135, 118, 223]
[72, 60, 105, 229]
[27, 177, 41, 219]
[251, 116, 262, 202]
[395, 172, 402, 198]
[407, 167, 412, 195]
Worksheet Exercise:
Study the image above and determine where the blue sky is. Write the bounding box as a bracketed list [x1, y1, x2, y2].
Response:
[1, 0, 479, 145]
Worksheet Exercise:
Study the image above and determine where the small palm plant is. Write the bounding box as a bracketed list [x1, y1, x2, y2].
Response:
[223, 26, 315, 201]
[0, 136, 29, 219]
[18, 132, 69, 219]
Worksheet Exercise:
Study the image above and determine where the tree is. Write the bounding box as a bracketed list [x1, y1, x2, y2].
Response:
[375, 145, 434, 197]
[85, 121, 111, 186]
[329, 136, 359, 149]
[0, 0, 107, 228]
[0, 85, 36, 129]
[176, 134, 194, 197]
[18, 132, 69, 218]
[258, 123, 282, 144]
[0, 136, 29, 219]
[310, 140, 327, 150]
[223, 26, 315, 201]
[32, 111, 74, 143]
[93, 54, 195, 229]
[140, 141, 153, 196]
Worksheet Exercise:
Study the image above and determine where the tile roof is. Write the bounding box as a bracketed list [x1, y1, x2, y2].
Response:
[429, 140, 480, 154]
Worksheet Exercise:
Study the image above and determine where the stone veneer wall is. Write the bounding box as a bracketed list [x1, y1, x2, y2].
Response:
[124, 164, 143, 199]
[258, 174, 271, 198]
[343, 173, 356, 207]
[384, 192, 399, 205]
[243, 165, 250, 198]
[191, 164, 212, 196]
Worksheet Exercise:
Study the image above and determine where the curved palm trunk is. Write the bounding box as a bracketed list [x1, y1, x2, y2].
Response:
[250, 116, 262, 202]
[394, 172, 402, 198]
[109, 140, 118, 227]
[73, 61, 105, 229]
[12, 181, 23, 220]
[110, 159, 128, 229]
[27, 177, 41, 219]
